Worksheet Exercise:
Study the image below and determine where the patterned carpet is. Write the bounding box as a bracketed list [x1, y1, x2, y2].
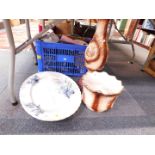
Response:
[0, 23, 155, 134]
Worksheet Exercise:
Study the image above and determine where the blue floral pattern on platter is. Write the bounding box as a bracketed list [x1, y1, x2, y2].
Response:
[60, 79, 75, 98]
[27, 75, 40, 85]
[25, 102, 44, 116]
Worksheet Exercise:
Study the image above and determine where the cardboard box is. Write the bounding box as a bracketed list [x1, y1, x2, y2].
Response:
[54, 20, 72, 35]
[10, 19, 21, 26]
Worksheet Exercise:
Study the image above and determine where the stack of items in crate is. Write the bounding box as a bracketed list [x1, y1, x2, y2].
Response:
[35, 22, 88, 76]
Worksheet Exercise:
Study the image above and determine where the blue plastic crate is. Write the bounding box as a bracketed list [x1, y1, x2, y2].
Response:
[35, 40, 87, 76]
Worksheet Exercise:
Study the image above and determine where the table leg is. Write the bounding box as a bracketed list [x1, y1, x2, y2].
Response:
[25, 19, 37, 65]
[3, 19, 18, 106]
[129, 41, 135, 64]
[41, 19, 45, 29]
[70, 19, 74, 35]
[108, 19, 113, 38]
